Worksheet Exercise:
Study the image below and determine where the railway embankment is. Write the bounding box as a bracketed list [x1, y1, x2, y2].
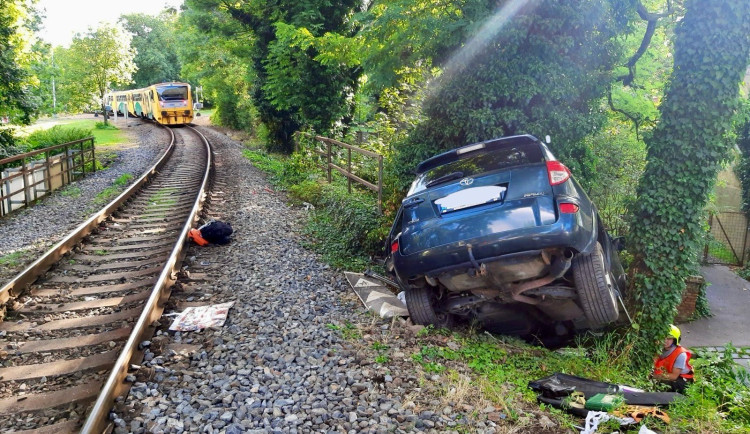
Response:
[110, 126, 519, 433]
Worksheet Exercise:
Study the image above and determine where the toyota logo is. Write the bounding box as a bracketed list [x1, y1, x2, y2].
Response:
[459, 177, 474, 186]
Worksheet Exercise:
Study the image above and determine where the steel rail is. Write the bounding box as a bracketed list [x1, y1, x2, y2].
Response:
[0, 128, 177, 307]
[81, 125, 213, 434]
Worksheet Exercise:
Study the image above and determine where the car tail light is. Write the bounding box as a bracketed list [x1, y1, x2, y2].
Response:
[559, 203, 579, 213]
[546, 161, 570, 186]
[390, 240, 399, 253]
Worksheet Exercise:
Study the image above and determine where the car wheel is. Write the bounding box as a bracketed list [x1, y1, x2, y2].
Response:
[405, 284, 455, 329]
[572, 242, 619, 328]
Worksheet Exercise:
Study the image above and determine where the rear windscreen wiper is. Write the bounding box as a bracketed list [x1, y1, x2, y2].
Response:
[425, 171, 464, 188]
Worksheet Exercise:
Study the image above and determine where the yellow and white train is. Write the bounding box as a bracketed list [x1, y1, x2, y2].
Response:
[104, 82, 194, 125]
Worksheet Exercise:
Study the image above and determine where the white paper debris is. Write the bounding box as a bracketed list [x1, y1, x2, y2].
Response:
[169, 301, 234, 332]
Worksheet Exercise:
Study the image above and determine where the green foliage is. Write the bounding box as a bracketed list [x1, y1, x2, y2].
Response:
[58, 24, 137, 115]
[0, 0, 39, 125]
[94, 122, 118, 130]
[180, 0, 360, 153]
[669, 346, 750, 431]
[242, 147, 382, 270]
[303, 183, 380, 270]
[627, 0, 750, 368]
[390, 0, 633, 192]
[326, 321, 362, 340]
[372, 341, 390, 364]
[119, 12, 182, 88]
[411, 330, 646, 421]
[60, 186, 82, 197]
[585, 119, 647, 237]
[0, 251, 24, 266]
[177, 0, 256, 133]
[733, 98, 750, 214]
[93, 173, 133, 206]
[22, 125, 93, 152]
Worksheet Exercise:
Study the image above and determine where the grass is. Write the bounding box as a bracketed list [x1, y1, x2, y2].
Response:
[707, 240, 739, 264]
[326, 322, 362, 340]
[22, 118, 128, 147]
[92, 173, 133, 206]
[405, 326, 750, 433]
[0, 251, 26, 267]
[60, 186, 82, 197]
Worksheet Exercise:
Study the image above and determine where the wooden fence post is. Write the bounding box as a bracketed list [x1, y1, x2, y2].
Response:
[91, 139, 96, 173]
[326, 140, 332, 183]
[347, 147, 352, 194]
[21, 159, 30, 207]
[80, 140, 86, 176]
[378, 155, 383, 215]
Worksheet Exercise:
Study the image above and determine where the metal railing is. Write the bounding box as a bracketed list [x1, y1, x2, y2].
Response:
[0, 137, 96, 217]
[295, 132, 383, 213]
[704, 211, 749, 266]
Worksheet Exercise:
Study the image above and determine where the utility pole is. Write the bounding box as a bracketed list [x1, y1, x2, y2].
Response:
[51, 50, 57, 117]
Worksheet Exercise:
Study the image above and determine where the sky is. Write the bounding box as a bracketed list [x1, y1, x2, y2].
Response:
[35, 0, 184, 47]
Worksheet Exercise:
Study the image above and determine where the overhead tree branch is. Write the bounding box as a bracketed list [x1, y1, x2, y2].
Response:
[616, 0, 674, 87]
[608, 87, 641, 140]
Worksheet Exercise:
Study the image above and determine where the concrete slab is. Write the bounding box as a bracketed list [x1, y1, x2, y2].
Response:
[344, 272, 408, 318]
[679, 265, 750, 348]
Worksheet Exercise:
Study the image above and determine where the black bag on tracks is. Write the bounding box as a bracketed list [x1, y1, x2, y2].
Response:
[199, 220, 233, 244]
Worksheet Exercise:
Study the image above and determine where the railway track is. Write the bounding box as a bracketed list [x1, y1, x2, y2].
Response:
[0, 124, 212, 433]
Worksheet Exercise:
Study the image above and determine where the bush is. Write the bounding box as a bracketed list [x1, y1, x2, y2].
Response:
[669, 346, 750, 431]
[242, 148, 384, 270]
[303, 183, 381, 270]
[23, 125, 93, 152]
[95, 121, 118, 130]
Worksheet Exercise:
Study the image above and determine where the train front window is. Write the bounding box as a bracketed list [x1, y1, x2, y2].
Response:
[157, 85, 188, 101]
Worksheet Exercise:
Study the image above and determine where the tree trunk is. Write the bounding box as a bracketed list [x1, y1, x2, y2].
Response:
[627, 0, 750, 367]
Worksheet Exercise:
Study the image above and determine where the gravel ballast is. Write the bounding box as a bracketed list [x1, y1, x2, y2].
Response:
[112, 126, 516, 434]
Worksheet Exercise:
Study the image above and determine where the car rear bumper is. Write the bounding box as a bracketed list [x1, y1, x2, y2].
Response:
[393, 212, 597, 281]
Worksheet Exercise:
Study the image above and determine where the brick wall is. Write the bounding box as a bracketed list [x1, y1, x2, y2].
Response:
[676, 275, 704, 323]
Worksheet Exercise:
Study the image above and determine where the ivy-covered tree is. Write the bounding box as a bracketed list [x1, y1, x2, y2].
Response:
[390, 0, 634, 191]
[734, 97, 750, 214]
[628, 0, 750, 366]
[120, 11, 182, 88]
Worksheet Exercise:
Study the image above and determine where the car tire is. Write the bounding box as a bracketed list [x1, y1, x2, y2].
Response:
[572, 242, 619, 328]
[405, 284, 455, 329]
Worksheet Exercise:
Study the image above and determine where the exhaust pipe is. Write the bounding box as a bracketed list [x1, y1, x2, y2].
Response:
[511, 250, 573, 305]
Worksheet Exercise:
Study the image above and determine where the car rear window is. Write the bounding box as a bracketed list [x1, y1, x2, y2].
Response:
[408, 143, 544, 195]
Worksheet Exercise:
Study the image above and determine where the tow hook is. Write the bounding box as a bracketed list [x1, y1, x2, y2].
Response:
[467, 244, 486, 276]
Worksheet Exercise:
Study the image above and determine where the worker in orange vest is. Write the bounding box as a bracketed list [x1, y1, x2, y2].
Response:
[652, 324, 694, 394]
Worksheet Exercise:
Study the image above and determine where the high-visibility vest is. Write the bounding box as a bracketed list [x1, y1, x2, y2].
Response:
[653, 345, 694, 380]
[188, 228, 209, 246]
